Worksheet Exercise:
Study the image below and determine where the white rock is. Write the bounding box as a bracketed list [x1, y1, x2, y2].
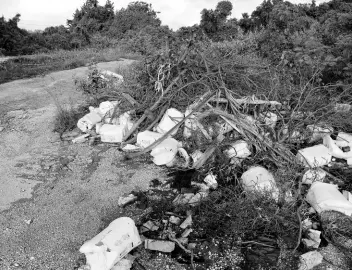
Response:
[79, 217, 141, 270]
[298, 251, 323, 270]
[306, 182, 352, 216]
[296, 144, 332, 168]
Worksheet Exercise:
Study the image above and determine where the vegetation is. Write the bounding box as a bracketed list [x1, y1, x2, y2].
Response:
[2, 0, 352, 268]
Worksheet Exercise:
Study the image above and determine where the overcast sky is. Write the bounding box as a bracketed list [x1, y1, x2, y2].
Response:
[0, 0, 328, 31]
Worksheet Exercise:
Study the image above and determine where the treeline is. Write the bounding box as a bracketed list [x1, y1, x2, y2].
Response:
[1, 0, 351, 83]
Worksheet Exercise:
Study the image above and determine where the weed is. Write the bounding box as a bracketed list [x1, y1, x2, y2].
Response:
[53, 104, 88, 135]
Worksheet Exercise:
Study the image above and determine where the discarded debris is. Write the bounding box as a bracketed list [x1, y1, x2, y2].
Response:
[241, 166, 279, 200]
[144, 239, 175, 253]
[72, 134, 90, 144]
[298, 251, 323, 270]
[155, 108, 184, 135]
[79, 217, 141, 270]
[302, 169, 326, 185]
[140, 221, 159, 233]
[296, 144, 332, 168]
[306, 182, 352, 216]
[180, 215, 192, 229]
[204, 173, 218, 189]
[118, 194, 138, 207]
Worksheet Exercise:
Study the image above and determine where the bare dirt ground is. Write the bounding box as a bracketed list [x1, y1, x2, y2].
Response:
[0, 60, 166, 270]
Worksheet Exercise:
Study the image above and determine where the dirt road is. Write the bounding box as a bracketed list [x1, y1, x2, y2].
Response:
[0, 60, 165, 269]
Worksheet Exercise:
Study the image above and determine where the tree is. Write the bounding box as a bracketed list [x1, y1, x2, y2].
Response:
[200, 1, 235, 40]
[108, 2, 161, 38]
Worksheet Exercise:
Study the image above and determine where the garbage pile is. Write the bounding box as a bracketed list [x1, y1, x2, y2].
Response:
[72, 53, 352, 269]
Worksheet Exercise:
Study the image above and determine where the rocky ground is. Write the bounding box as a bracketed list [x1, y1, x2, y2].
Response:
[0, 60, 167, 270]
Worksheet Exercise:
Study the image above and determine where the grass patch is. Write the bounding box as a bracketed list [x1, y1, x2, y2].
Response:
[53, 104, 88, 135]
[0, 47, 141, 84]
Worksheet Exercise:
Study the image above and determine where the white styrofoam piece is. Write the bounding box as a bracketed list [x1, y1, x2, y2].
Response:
[224, 140, 251, 159]
[306, 182, 352, 216]
[136, 131, 164, 148]
[77, 112, 103, 132]
[307, 125, 333, 143]
[156, 108, 184, 135]
[150, 138, 178, 165]
[241, 166, 279, 200]
[296, 144, 332, 168]
[79, 217, 141, 270]
[100, 124, 125, 143]
[302, 169, 326, 185]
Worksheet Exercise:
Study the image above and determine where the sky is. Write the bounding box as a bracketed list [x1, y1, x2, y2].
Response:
[0, 0, 329, 31]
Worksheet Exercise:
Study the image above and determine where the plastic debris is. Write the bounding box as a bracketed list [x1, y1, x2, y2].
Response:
[298, 251, 323, 270]
[188, 192, 208, 205]
[323, 135, 352, 160]
[180, 215, 192, 229]
[100, 70, 124, 83]
[307, 125, 333, 143]
[334, 103, 351, 112]
[296, 144, 332, 168]
[224, 140, 251, 159]
[191, 150, 203, 165]
[169, 216, 181, 225]
[166, 148, 190, 168]
[118, 194, 138, 207]
[79, 217, 141, 270]
[99, 101, 119, 117]
[261, 112, 278, 129]
[181, 228, 193, 238]
[241, 166, 279, 200]
[302, 229, 321, 249]
[140, 221, 159, 233]
[136, 130, 164, 148]
[173, 194, 194, 205]
[302, 218, 313, 231]
[155, 108, 184, 135]
[111, 255, 135, 270]
[306, 182, 352, 216]
[204, 174, 218, 189]
[77, 112, 103, 132]
[72, 134, 90, 144]
[343, 190, 352, 202]
[144, 239, 175, 252]
[121, 144, 141, 152]
[100, 124, 126, 143]
[302, 169, 326, 185]
[150, 138, 179, 166]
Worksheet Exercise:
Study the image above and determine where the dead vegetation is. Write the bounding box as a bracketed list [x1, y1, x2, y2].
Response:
[69, 38, 352, 269]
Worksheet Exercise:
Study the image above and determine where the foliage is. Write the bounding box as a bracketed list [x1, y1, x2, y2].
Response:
[108, 1, 161, 39]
